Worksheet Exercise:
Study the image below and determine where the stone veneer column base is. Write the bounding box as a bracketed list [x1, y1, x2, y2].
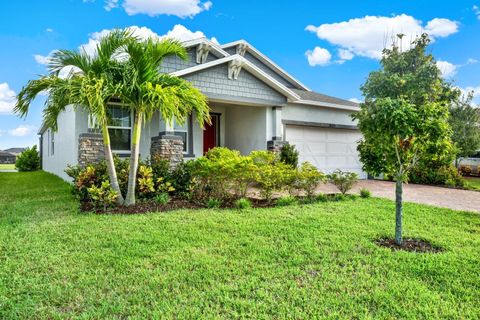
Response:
[267, 139, 287, 154]
[78, 133, 105, 167]
[150, 135, 184, 168]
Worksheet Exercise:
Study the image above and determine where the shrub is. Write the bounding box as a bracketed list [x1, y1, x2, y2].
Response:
[359, 188, 371, 198]
[206, 198, 222, 209]
[279, 143, 299, 168]
[252, 157, 291, 202]
[15, 146, 40, 171]
[235, 198, 252, 210]
[316, 193, 329, 202]
[170, 161, 193, 196]
[155, 193, 170, 205]
[411, 164, 464, 187]
[333, 193, 346, 201]
[294, 162, 326, 198]
[137, 165, 155, 199]
[87, 180, 118, 211]
[328, 170, 358, 195]
[459, 165, 472, 176]
[275, 195, 298, 207]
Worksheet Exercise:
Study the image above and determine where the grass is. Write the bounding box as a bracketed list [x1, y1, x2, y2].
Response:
[0, 171, 479, 319]
[0, 163, 15, 170]
[465, 176, 480, 191]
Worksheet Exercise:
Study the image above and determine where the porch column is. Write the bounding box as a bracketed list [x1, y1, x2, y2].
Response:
[150, 119, 184, 168]
[267, 106, 286, 153]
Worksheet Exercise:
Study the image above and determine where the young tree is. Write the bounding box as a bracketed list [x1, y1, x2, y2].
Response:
[15, 30, 133, 205]
[449, 93, 480, 165]
[353, 34, 459, 245]
[119, 38, 211, 206]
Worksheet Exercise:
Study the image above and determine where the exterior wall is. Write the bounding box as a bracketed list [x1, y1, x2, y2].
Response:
[41, 105, 78, 181]
[159, 48, 218, 74]
[282, 103, 357, 127]
[183, 64, 287, 105]
[225, 105, 268, 154]
[243, 51, 296, 88]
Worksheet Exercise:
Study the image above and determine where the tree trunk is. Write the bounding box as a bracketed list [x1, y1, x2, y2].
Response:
[124, 112, 143, 206]
[395, 178, 403, 245]
[101, 124, 124, 205]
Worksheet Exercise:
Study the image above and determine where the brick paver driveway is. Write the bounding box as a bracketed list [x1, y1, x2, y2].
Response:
[318, 180, 479, 213]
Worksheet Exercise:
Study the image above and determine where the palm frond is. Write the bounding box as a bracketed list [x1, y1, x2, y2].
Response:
[48, 50, 91, 75]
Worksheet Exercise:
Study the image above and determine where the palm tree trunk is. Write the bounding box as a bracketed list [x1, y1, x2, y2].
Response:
[395, 178, 403, 245]
[101, 124, 124, 205]
[124, 112, 143, 206]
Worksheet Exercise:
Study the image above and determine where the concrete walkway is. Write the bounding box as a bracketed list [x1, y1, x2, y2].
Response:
[318, 180, 479, 213]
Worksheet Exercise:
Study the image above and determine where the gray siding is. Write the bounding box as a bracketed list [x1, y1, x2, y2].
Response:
[183, 64, 287, 105]
[160, 48, 219, 73]
[243, 52, 296, 88]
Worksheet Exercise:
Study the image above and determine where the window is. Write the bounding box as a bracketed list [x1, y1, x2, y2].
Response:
[174, 116, 191, 153]
[107, 105, 132, 153]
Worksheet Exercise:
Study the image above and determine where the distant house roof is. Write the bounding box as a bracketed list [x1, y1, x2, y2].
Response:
[4, 147, 25, 155]
[289, 89, 359, 111]
[0, 151, 16, 157]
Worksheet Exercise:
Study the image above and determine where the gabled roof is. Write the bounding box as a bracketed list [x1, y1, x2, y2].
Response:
[290, 89, 360, 111]
[4, 147, 25, 154]
[221, 40, 311, 91]
[182, 37, 229, 58]
[0, 151, 16, 157]
[170, 54, 302, 101]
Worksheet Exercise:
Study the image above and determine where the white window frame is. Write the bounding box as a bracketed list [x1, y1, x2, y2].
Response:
[107, 102, 133, 155]
[51, 130, 54, 156]
[173, 115, 193, 155]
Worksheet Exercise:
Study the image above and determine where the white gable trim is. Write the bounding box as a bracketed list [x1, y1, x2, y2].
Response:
[221, 40, 311, 92]
[181, 37, 229, 59]
[170, 54, 302, 101]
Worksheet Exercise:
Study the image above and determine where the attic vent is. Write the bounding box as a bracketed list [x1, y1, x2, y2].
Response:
[236, 43, 248, 56]
[228, 58, 243, 80]
[196, 43, 211, 64]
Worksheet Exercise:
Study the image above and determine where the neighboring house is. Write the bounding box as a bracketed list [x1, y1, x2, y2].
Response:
[0, 151, 16, 164]
[3, 147, 25, 156]
[39, 38, 364, 181]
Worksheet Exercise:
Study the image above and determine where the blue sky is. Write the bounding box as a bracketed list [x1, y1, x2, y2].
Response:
[1, 0, 479, 149]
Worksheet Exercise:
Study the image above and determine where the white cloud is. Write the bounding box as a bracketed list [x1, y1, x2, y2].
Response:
[46, 28, 54, 32]
[349, 98, 362, 103]
[338, 49, 354, 61]
[436, 60, 457, 78]
[305, 47, 332, 66]
[474, 5, 480, 20]
[467, 58, 478, 64]
[121, 0, 212, 18]
[306, 14, 459, 61]
[458, 85, 480, 100]
[0, 83, 16, 115]
[8, 125, 36, 137]
[33, 50, 56, 65]
[104, 0, 119, 11]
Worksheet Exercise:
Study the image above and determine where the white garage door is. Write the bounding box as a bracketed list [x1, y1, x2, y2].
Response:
[285, 125, 366, 178]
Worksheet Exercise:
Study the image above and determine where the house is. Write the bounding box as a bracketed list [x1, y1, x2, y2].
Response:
[3, 147, 25, 156]
[0, 151, 16, 164]
[39, 38, 364, 181]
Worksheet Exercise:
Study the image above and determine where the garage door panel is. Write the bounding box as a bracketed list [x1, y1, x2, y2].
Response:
[286, 125, 365, 178]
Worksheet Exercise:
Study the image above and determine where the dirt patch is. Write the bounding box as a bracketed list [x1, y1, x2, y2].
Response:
[80, 197, 277, 214]
[375, 237, 443, 253]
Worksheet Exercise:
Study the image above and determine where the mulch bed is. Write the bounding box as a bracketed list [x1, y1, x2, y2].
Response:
[375, 237, 444, 253]
[80, 197, 276, 214]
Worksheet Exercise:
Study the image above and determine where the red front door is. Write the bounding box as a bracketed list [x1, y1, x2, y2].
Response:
[203, 114, 219, 154]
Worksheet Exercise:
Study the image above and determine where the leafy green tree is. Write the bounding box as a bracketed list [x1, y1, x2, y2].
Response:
[118, 38, 210, 206]
[15, 146, 40, 171]
[15, 30, 132, 205]
[449, 93, 480, 164]
[353, 34, 459, 245]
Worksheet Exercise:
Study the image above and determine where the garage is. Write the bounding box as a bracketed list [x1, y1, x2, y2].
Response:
[285, 124, 366, 178]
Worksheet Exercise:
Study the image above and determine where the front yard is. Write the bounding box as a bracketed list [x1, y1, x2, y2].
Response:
[465, 176, 480, 191]
[0, 171, 479, 318]
[0, 163, 15, 170]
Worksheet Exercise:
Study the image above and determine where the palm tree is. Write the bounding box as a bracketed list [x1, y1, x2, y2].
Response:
[119, 38, 211, 205]
[14, 30, 132, 205]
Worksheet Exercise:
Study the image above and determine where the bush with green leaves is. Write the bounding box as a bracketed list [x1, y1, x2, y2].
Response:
[293, 162, 326, 198]
[206, 198, 222, 209]
[15, 146, 40, 172]
[235, 198, 252, 210]
[359, 188, 371, 198]
[275, 195, 298, 207]
[327, 170, 358, 195]
[279, 143, 299, 168]
[155, 193, 170, 205]
[87, 180, 118, 211]
[410, 164, 464, 187]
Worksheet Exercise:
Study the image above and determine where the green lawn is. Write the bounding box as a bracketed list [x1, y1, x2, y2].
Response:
[0, 172, 479, 319]
[465, 177, 480, 191]
[0, 163, 15, 170]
